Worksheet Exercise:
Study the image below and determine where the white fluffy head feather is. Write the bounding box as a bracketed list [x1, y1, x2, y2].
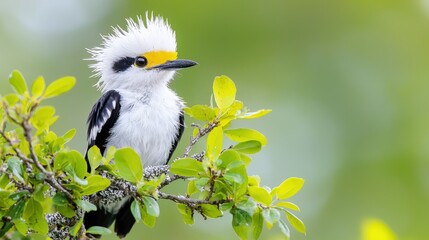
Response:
[88, 14, 177, 93]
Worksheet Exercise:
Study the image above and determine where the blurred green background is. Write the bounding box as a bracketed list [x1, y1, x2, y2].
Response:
[1, 0, 429, 239]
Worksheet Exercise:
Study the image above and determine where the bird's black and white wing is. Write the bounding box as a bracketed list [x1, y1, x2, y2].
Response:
[84, 90, 121, 237]
[85, 90, 121, 164]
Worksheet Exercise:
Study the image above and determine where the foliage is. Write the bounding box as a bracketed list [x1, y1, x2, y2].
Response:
[0, 71, 305, 239]
[361, 218, 397, 240]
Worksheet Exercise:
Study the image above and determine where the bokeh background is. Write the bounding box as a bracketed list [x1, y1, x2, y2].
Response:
[1, 0, 429, 239]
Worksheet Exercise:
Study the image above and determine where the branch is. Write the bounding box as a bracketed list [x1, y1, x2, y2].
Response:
[159, 174, 187, 189]
[89, 167, 230, 217]
[21, 118, 75, 203]
[144, 165, 170, 179]
[158, 192, 230, 208]
[182, 121, 218, 158]
[0, 103, 75, 204]
[0, 122, 34, 165]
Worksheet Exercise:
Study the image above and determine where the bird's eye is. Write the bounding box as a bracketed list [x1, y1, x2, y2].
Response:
[135, 56, 148, 68]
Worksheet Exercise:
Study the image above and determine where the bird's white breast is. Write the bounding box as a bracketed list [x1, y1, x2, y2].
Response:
[106, 86, 183, 167]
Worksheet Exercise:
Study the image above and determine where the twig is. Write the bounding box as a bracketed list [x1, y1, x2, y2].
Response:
[159, 174, 186, 189]
[205, 172, 216, 201]
[21, 119, 75, 203]
[158, 192, 230, 207]
[0, 127, 34, 165]
[182, 121, 218, 158]
[1, 105, 33, 172]
[2, 102, 21, 126]
[190, 151, 205, 162]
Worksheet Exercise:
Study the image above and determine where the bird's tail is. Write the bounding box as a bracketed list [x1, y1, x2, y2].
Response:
[83, 198, 136, 238]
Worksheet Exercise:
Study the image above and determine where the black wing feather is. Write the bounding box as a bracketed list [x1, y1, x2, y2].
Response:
[167, 111, 185, 163]
[84, 90, 121, 166]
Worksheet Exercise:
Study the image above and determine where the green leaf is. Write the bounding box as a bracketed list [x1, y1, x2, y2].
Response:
[278, 219, 291, 240]
[223, 100, 244, 118]
[142, 196, 159, 217]
[62, 128, 76, 143]
[231, 208, 252, 240]
[177, 204, 194, 225]
[31, 76, 45, 98]
[26, 233, 49, 240]
[276, 202, 300, 211]
[81, 175, 111, 195]
[69, 218, 83, 237]
[184, 105, 216, 121]
[34, 173, 45, 182]
[7, 157, 24, 182]
[67, 165, 88, 186]
[131, 200, 141, 222]
[285, 211, 306, 234]
[0, 191, 14, 210]
[213, 75, 236, 110]
[224, 172, 243, 184]
[23, 198, 48, 234]
[54, 150, 87, 179]
[7, 199, 25, 220]
[33, 185, 49, 203]
[195, 177, 209, 188]
[228, 165, 249, 198]
[262, 208, 281, 226]
[251, 210, 263, 240]
[217, 149, 241, 170]
[170, 158, 205, 177]
[233, 141, 262, 154]
[114, 148, 143, 183]
[62, 184, 81, 193]
[0, 174, 9, 188]
[248, 175, 261, 187]
[236, 198, 257, 216]
[275, 177, 305, 200]
[75, 199, 97, 212]
[249, 186, 272, 206]
[3, 94, 19, 105]
[139, 203, 157, 228]
[187, 180, 197, 196]
[226, 159, 244, 171]
[220, 202, 234, 211]
[9, 191, 29, 201]
[0, 199, 25, 237]
[201, 204, 223, 218]
[31, 106, 56, 130]
[9, 70, 27, 94]
[238, 109, 272, 119]
[44, 76, 76, 99]
[13, 218, 28, 236]
[86, 226, 112, 236]
[206, 126, 223, 162]
[224, 128, 267, 146]
[56, 204, 76, 218]
[142, 211, 157, 228]
[105, 146, 116, 162]
[52, 193, 68, 206]
[87, 145, 103, 174]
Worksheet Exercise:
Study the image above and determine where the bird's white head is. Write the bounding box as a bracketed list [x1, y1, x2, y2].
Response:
[88, 14, 196, 93]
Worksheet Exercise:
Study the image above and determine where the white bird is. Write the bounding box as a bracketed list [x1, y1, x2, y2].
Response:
[83, 14, 196, 238]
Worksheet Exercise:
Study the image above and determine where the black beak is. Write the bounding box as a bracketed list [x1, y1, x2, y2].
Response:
[151, 59, 197, 70]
